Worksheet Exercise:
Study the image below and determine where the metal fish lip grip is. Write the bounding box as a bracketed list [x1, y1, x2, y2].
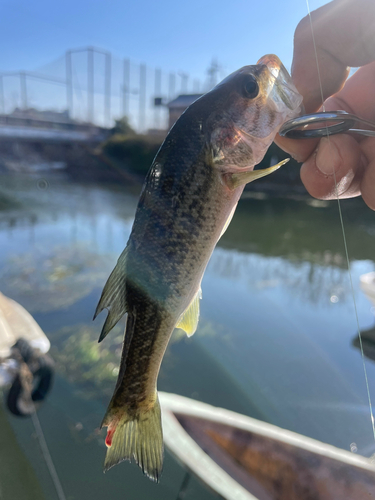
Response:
[280, 110, 375, 139]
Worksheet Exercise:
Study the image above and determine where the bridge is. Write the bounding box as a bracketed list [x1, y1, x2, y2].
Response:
[0, 111, 110, 175]
[0, 113, 108, 143]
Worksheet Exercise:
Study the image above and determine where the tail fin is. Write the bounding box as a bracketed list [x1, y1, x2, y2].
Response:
[94, 248, 128, 343]
[103, 395, 164, 482]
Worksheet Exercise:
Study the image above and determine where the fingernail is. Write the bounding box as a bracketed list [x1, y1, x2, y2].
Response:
[316, 138, 341, 176]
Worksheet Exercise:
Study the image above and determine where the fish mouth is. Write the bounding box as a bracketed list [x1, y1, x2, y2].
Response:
[257, 54, 303, 114]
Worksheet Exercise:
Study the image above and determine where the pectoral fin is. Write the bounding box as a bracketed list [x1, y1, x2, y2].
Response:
[176, 288, 202, 337]
[228, 158, 289, 189]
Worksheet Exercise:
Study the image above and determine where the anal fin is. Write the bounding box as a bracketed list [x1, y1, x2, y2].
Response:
[176, 287, 202, 337]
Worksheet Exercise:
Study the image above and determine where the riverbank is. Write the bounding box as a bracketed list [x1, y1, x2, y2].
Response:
[95, 134, 308, 196]
[0, 133, 308, 196]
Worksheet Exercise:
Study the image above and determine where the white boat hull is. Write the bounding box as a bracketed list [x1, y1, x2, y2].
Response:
[160, 392, 375, 500]
[0, 292, 50, 358]
[360, 272, 375, 309]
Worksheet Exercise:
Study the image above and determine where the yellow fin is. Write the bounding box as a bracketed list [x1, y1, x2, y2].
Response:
[228, 158, 289, 189]
[176, 288, 202, 337]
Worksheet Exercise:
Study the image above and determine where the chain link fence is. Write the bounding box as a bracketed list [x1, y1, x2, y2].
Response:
[0, 47, 221, 133]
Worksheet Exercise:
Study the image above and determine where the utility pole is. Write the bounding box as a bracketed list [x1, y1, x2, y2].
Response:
[139, 64, 146, 132]
[20, 72, 27, 109]
[207, 58, 220, 90]
[87, 47, 94, 123]
[154, 67, 161, 129]
[65, 50, 73, 119]
[122, 58, 130, 118]
[105, 52, 111, 127]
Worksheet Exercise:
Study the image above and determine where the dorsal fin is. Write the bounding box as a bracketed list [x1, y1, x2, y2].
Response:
[176, 287, 202, 337]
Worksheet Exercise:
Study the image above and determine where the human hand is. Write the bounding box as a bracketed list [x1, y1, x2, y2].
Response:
[275, 0, 375, 209]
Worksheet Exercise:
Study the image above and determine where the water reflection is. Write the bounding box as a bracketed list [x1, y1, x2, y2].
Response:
[1, 172, 375, 499]
[223, 196, 375, 264]
[1, 244, 112, 313]
[208, 248, 351, 305]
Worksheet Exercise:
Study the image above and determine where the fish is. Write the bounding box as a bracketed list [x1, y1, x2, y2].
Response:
[94, 54, 303, 481]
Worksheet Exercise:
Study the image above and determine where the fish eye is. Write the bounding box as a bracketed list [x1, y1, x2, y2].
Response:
[243, 76, 259, 99]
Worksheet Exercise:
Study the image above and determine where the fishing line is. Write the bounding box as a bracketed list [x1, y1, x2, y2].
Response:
[305, 0, 375, 443]
[30, 407, 67, 500]
[10, 354, 67, 499]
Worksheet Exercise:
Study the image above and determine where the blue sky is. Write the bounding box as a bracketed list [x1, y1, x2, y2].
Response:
[0, 0, 330, 128]
[1, 0, 329, 76]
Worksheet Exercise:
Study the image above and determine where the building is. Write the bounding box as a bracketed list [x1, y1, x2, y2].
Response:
[9, 108, 72, 124]
[167, 94, 203, 130]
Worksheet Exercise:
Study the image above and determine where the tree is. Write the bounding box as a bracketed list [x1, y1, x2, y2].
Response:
[110, 117, 135, 136]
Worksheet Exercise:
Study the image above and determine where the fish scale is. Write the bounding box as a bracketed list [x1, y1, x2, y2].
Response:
[94, 54, 303, 481]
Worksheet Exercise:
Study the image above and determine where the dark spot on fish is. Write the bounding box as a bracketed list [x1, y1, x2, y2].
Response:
[268, 110, 276, 128]
[188, 199, 198, 211]
[172, 195, 179, 209]
[253, 104, 261, 128]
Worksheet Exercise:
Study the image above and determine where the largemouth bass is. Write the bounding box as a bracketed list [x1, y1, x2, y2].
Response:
[94, 54, 303, 481]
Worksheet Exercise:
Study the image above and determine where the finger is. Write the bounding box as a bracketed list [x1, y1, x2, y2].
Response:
[292, 0, 375, 112]
[325, 62, 375, 121]
[300, 135, 364, 200]
[275, 95, 341, 163]
[275, 133, 318, 164]
[361, 138, 375, 210]
[297, 63, 375, 202]
[276, 62, 375, 164]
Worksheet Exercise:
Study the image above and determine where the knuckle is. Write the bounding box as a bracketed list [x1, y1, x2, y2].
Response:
[294, 16, 311, 44]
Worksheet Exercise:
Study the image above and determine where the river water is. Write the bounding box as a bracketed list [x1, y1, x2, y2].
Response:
[0, 171, 375, 499]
